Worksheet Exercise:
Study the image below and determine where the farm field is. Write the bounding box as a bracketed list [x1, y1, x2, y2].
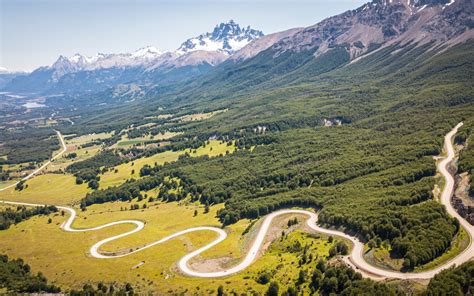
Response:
[64, 132, 114, 146]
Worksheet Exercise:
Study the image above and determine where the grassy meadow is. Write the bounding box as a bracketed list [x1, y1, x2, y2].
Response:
[0, 174, 90, 205]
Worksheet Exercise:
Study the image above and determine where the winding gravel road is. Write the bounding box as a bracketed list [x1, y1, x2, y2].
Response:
[0, 123, 472, 279]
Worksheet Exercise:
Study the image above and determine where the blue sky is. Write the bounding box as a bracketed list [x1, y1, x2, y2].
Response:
[1, 0, 366, 71]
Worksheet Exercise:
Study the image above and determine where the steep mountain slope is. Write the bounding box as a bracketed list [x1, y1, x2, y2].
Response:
[4, 46, 166, 94]
[274, 0, 472, 59]
[151, 0, 472, 109]
[229, 28, 303, 62]
[46, 0, 473, 120]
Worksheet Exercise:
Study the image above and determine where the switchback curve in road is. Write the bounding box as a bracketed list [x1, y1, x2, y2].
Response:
[0, 123, 472, 279]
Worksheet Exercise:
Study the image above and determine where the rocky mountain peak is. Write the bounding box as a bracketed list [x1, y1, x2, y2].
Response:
[272, 0, 470, 60]
[177, 20, 264, 55]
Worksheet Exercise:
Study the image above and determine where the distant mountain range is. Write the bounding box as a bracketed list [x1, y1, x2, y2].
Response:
[3, 0, 472, 97]
[0, 68, 27, 89]
[3, 20, 266, 95]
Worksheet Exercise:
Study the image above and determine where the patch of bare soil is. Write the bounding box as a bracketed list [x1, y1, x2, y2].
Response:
[456, 172, 474, 206]
[188, 256, 235, 272]
[187, 213, 314, 272]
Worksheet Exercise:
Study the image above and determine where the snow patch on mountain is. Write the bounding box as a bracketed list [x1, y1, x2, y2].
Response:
[177, 20, 264, 55]
[46, 20, 264, 79]
[48, 46, 166, 80]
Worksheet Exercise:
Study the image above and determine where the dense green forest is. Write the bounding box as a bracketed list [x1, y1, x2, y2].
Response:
[422, 261, 474, 296]
[0, 128, 59, 164]
[281, 263, 403, 296]
[457, 121, 474, 196]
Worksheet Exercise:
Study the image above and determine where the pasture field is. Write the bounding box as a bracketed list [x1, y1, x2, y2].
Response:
[0, 174, 90, 205]
[1, 162, 40, 181]
[44, 133, 112, 172]
[47, 144, 103, 172]
[99, 151, 184, 189]
[187, 140, 236, 157]
[0, 180, 16, 191]
[144, 114, 173, 120]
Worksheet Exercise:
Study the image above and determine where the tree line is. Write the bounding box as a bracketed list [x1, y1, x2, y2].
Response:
[0, 205, 58, 230]
[0, 254, 136, 295]
[0, 254, 61, 293]
[66, 150, 122, 189]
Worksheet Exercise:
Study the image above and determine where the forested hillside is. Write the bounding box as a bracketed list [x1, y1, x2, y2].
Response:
[70, 39, 474, 270]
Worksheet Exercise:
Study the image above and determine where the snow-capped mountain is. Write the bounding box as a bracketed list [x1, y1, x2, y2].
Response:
[3, 20, 266, 94]
[48, 20, 264, 81]
[48, 46, 165, 81]
[3, 1, 472, 100]
[177, 20, 264, 55]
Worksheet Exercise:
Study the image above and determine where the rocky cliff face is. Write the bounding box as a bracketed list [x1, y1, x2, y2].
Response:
[230, 28, 303, 62]
[177, 20, 264, 55]
[272, 0, 473, 60]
